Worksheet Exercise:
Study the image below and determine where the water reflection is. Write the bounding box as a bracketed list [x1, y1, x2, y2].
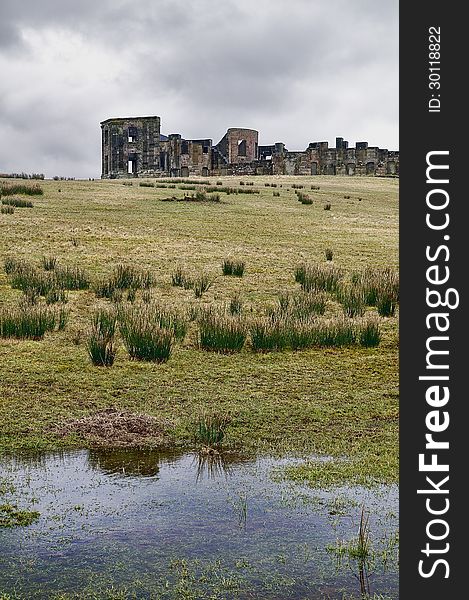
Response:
[0, 450, 399, 599]
[194, 451, 252, 482]
[87, 448, 164, 478]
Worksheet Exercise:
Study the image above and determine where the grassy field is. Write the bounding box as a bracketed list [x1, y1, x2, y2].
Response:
[0, 175, 398, 486]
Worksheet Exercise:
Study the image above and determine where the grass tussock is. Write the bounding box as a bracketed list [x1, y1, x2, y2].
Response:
[229, 293, 243, 315]
[41, 256, 58, 271]
[0, 305, 59, 340]
[198, 310, 247, 353]
[222, 258, 245, 277]
[336, 284, 366, 318]
[54, 266, 90, 290]
[296, 263, 343, 293]
[87, 309, 117, 367]
[353, 267, 399, 316]
[249, 317, 290, 352]
[94, 264, 153, 298]
[296, 191, 313, 204]
[193, 273, 214, 298]
[0, 182, 43, 196]
[1, 205, 15, 214]
[194, 413, 231, 448]
[119, 307, 174, 363]
[276, 290, 327, 320]
[2, 197, 34, 208]
[250, 315, 380, 352]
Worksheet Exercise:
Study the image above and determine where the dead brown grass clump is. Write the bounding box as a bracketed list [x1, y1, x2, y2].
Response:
[55, 408, 172, 448]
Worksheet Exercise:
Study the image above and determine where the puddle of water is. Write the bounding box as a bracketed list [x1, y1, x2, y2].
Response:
[0, 450, 398, 599]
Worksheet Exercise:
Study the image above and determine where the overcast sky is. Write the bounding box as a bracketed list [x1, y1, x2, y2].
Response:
[0, 0, 398, 179]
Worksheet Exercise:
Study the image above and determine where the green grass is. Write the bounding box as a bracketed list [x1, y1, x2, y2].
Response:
[0, 176, 398, 486]
[119, 306, 174, 363]
[87, 309, 117, 367]
[0, 182, 43, 196]
[198, 310, 247, 353]
[0, 304, 59, 339]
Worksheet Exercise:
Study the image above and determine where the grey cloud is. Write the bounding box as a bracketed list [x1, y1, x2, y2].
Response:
[0, 0, 398, 178]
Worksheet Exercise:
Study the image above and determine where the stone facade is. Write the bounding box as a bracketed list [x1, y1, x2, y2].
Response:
[100, 117, 398, 178]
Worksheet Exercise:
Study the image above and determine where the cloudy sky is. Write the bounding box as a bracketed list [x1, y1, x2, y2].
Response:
[0, 0, 398, 179]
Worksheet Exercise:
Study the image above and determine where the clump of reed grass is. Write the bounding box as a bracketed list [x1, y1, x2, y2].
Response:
[112, 264, 152, 290]
[8, 263, 56, 297]
[354, 267, 399, 315]
[276, 290, 328, 319]
[222, 259, 245, 277]
[325, 248, 333, 261]
[198, 311, 247, 353]
[1, 197, 34, 208]
[139, 182, 154, 187]
[171, 266, 190, 288]
[0, 182, 43, 196]
[119, 308, 174, 363]
[4, 256, 30, 277]
[194, 413, 231, 448]
[297, 263, 343, 293]
[249, 317, 290, 352]
[55, 266, 90, 290]
[296, 191, 312, 204]
[87, 309, 117, 366]
[358, 316, 381, 347]
[1, 206, 14, 214]
[229, 293, 243, 315]
[376, 290, 397, 317]
[57, 307, 69, 330]
[294, 263, 307, 285]
[193, 273, 214, 298]
[309, 317, 357, 347]
[0, 305, 58, 339]
[179, 184, 196, 190]
[45, 287, 68, 305]
[94, 264, 153, 298]
[336, 284, 366, 318]
[119, 302, 187, 340]
[41, 256, 58, 271]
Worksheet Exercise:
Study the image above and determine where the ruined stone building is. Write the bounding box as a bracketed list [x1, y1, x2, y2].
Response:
[100, 116, 399, 179]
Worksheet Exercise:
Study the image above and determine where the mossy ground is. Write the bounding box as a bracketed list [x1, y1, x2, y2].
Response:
[0, 176, 398, 486]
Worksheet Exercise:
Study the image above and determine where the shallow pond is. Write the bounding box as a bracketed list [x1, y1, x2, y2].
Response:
[0, 450, 398, 599]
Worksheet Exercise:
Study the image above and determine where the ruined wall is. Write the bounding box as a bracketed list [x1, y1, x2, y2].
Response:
[216, 128, 258, 164]
[271, 141, 399, 177]
[100, 116, 398, 178]
[101, 116, 161, 178]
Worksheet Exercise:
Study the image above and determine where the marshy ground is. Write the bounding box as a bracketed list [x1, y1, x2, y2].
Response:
[0, 175, 398, 598]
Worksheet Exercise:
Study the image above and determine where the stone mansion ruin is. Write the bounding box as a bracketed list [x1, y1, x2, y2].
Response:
[100, 116, 399, 179]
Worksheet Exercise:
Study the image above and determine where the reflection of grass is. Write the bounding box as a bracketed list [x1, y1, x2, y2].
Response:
[326, 506, 399, 598]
